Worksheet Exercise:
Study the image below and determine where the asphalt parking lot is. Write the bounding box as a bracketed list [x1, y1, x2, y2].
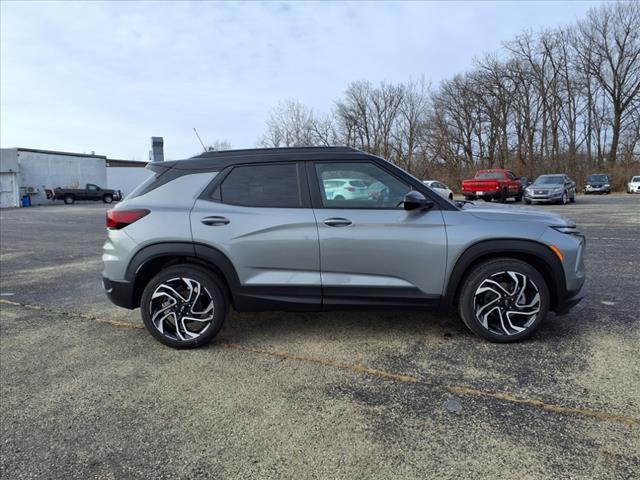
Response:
[1, 195, 639, 479]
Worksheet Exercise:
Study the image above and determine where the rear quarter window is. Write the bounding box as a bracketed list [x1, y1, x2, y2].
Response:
[125, 171, 162, 200]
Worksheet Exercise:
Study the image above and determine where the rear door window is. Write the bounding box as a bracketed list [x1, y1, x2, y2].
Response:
[220, 163, 302, 208]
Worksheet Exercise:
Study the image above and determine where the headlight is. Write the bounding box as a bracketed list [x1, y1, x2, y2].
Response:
[552, 225, 583, 237]
[525, 187, 533, 193]
[553, 187, 563, 192]
[604, 184, 610, 187]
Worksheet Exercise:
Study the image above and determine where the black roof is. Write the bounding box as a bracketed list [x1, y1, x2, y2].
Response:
[154, 146, 376, 171]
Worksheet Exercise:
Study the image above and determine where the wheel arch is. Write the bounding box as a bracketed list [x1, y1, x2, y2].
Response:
[443, 239, 566, 312]
[126, 242, 240, 309]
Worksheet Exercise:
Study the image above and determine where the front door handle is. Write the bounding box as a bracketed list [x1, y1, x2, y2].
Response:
[323, 217, 352, 227]
[201, 216, 230, 226]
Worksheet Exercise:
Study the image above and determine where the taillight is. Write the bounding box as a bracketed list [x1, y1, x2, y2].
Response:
[106, 209, 150, 229]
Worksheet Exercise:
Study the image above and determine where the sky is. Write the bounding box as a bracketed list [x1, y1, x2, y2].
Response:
[1, 0, 600, 161]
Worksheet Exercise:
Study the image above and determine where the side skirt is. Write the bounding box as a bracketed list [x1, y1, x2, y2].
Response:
[233, 285, 441, 312]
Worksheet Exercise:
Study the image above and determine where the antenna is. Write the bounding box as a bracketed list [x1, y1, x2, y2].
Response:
[193, 128, 207, 151]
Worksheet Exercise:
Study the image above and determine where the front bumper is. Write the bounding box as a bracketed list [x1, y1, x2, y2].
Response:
[554, 286, 586, 315]
[524, 191, 563, 202]
[584, 186, 608, 194]
[103, 277, 136, 309]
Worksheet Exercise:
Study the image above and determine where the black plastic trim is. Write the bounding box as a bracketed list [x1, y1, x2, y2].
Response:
[233, 286, 321, 312]
[125, 242, 197, 282]
[443, 239, 569, 313]
[103, 277, 135, 309]
[323, 286, 440, 310]
[554, 287, 586, 315]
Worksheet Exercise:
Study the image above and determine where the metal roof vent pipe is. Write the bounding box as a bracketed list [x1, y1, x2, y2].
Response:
[150, 137, 164, 162]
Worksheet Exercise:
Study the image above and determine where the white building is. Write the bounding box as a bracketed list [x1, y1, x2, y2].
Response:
[0, 149, 20, 208]
[106, 159, 154, 197]
[0, 148, 150, 207]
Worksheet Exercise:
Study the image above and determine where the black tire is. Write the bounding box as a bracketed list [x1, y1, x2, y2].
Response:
[103, 194, 113, 204]
[525, 199, 531, 205]
[458, 258, 549, 343]
[449, 193, 453, 201]
[64, 195, 75, 205]
[561, 191, 568, 205]
[464, 195, 475, 201]
[482, 196, 492, 202]
[140, 264, 228, 349]
[514, 194, 523, 202]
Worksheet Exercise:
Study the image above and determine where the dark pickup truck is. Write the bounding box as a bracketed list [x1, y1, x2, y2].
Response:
[52, 184, 121, 204]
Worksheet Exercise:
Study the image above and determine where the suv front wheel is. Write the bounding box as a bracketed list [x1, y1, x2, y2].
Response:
[458, 258, 549, 342]
[140, 265, 228, 348]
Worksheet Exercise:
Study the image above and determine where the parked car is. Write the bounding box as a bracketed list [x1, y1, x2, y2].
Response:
[584, 174, 611, 194]
[423, 180, 454, 200]
[627, 175, 640, 194]
[461, 169, 523, 202]
[103, 147, 585, 348]
[322, 178, 369, 201]
[524, 174, 576, 205]
[54, 184, 120, 204]
[366, 181, 389, 203]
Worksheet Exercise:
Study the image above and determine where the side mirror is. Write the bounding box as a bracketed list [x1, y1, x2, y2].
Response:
[403, 191, 434, 211]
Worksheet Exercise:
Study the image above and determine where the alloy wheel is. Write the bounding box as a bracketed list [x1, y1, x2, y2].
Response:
[473, 271, 540, 336]
[149, 277, 214, 341]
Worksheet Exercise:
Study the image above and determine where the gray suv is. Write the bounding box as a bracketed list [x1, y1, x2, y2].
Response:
[102, 147, 585, 348]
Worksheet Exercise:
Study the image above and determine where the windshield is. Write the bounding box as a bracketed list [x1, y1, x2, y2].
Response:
[587, 174, 608, 183]
[534, 175, 564, 185]
[633, 176, 640, 182]
[475, 172, 504, 180]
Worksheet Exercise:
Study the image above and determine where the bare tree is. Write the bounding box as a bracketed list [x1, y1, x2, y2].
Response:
[259, 2, 640, 190]
[574, 2, 640, 165]
[206, 140, 232, 151]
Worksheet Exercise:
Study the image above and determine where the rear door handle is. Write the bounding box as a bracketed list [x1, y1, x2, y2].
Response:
[323, 217, 352, 227]
[201, 216, 230, 226]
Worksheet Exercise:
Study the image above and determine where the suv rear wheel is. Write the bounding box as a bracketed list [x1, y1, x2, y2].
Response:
[458, 258, 549, 342]
[140, 265, 228, 349]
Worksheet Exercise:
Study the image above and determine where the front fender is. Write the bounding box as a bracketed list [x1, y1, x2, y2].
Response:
[442, 239, 566, 312]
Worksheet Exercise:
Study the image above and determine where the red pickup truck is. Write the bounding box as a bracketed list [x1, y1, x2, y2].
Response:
[462, 169, 523, 202]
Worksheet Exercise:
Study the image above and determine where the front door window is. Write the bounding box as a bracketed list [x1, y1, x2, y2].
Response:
[315, 162, 410, 209]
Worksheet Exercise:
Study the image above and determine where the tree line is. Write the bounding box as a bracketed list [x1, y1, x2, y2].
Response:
[259, 2, 640, 190]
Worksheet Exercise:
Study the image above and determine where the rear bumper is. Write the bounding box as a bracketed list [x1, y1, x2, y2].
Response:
[103, 277, 136, 309]
[462, 191, 500, 198]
